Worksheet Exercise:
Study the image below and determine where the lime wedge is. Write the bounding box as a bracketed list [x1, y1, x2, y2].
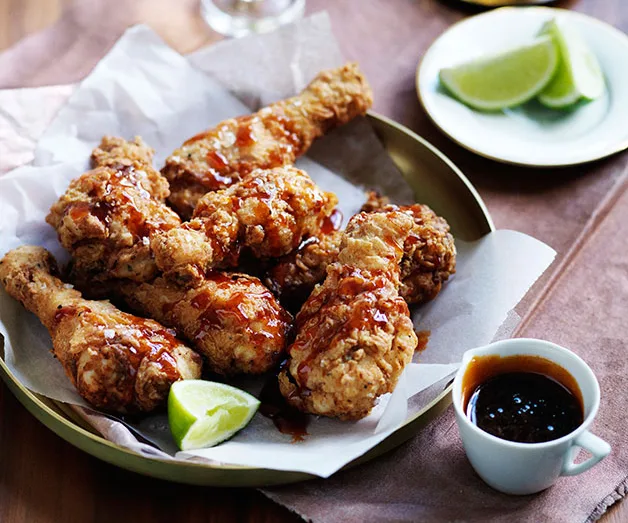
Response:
[538, 19, 605, 108]
[439, 36, 558, 111]
[168, 380, 260, 451]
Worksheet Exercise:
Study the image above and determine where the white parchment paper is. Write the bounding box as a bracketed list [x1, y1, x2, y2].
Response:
[0, 15, 555, 477]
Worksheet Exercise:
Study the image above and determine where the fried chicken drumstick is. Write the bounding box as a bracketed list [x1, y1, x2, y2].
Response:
[0, 246, 202, 413]
[121, 273, 292, 376]
[49, 137, 294, 376]
[163, 63, 373, 218]
[151, 166, 338, 286]
[46, 136, 181, 288]
[278, 211, 418, 420]
[266, 192, 456, 311]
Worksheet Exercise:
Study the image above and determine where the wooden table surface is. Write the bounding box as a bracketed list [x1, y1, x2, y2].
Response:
[0, 1, 626, 522]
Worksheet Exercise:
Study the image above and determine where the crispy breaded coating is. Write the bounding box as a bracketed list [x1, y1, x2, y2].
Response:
[151, 166, 338, 286]
[266, 192, 456, 310]
[162, 63, 373, 218]
[46, 138, 181, 288]
[265, 229, 343, 312]
[48, 137, 292, 377]
[359, 190, 391, 213]
[362, 192, 457, 304]
[278, 211, 418, 420]
[0, 246, 201, 413]
[121, 273, 292, 376]
[91, 135, 156, 169]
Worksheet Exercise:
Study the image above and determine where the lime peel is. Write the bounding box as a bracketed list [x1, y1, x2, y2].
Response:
[168, 380, 260, 451]
[439, 35, 559, 111]
[538, 18, 605, 109]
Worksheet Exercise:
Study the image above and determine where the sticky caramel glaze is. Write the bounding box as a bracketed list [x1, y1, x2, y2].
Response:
[0, 246, 201, 413]
[191, 167, 335, 260]
[264, 213, 343, 312]
[278, 211, 418, 420]
[53, 304, 182, 383]
[63, 166, 171, 243]
[265, 197, 456, 312]
[462, 354, 584, 413]
[467, 372, 583, 443]
[463, 354, 585, 443]
[46, 164, 181, 289]
[292, 268, 408, 384]
[163, 63, 373, 218]
[165, 111, 305, 218]
[120, 272, 292, 376]
[151, 166, 338, 286]
[320, 209, 343, 235]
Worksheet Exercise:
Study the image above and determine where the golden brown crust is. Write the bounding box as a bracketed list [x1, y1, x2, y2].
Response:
[151, 166, 338, 286]
[359, 191, 391, 213]
[278, 212, 418, 420]
[264, 229, 343, 312]
[0, 246, 201, 413]
[397, 203, 456, 304]
[362, 192, 457, 304]
[162, 63, 373, 218]
[46, 137, 181, 288]
[91, 135, 157, 171]
[266, 192, 456, 310]
[121, 273, 292, 376]
[50, 138, 294, 379]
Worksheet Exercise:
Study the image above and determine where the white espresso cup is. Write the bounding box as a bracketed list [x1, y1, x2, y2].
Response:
[452, 338, 611, 495]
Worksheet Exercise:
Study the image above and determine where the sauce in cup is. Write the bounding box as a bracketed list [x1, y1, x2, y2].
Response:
[453, 339, 610, 495]
[462, 354, 584, 443]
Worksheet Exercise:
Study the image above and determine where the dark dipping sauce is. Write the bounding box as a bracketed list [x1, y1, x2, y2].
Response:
[463, 355, 584, 444]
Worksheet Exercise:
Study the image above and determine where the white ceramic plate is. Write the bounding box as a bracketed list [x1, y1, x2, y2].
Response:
[417, 7, 628, 167]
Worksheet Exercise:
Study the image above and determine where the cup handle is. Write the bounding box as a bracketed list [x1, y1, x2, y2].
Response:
[561, 431, 611, 476]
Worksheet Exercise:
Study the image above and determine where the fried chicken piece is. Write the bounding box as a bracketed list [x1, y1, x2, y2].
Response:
[151, 166, 338, 286]
[362, 192, 457, 304]
[265, 229, 343, 312]
[163, 63, 373, 218]
[120, 273, 292, 376]
[91, 135, 156, 169]
[266, 192, 456, 310]
[278, 211, 418, 420]
[46, 138, 181, 288]
[359, 190, 390, 213]
[49, 138, 293, 375]
[0, 246, 201, 413]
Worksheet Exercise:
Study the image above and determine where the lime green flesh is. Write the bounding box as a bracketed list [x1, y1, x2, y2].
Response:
[168, 380, 260, 451]
[439, 36, 558, 111]
[538, 19, 605, 108]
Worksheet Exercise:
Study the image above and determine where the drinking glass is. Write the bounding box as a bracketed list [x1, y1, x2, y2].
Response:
[458, 0, 554, 5]
[201, 0, 306, 38]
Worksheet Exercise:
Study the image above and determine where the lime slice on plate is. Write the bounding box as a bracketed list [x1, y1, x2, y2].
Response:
[538, 18, 605, 108]
[439, 36, 558, 111]
[168, 380, 260, 451]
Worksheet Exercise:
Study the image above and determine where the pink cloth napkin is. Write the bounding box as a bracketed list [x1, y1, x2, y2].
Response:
[1, 1, 626, 521]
